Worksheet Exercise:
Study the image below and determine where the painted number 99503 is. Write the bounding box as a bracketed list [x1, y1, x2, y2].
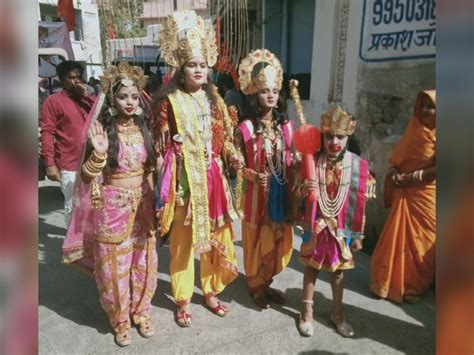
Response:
[372, 0, 436, 25]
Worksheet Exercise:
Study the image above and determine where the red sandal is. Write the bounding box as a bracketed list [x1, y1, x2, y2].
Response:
[205, 300, 229, 317]
[176, 308, 192, 327]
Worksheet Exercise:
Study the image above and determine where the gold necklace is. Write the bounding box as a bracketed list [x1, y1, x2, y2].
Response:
[189, 90, 208, 111]
[118, 117, 134, 127]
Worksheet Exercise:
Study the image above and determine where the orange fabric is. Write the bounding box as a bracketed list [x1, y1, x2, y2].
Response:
[57, 0, 75, 32]
[242, 221, 293, 291]
[436, 186, 474, 354]
[370, 90, 436, 303]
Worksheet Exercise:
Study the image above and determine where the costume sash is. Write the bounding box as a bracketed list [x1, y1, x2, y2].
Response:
[157, 148, 176, 236]
[168, 90, 211, 253]
[63, 92, 105, 273]
[238, 120, 260, 226]
[336, 153, 368, 243]
[282, 120, 294, 166]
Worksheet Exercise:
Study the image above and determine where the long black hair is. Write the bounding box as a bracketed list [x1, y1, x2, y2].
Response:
[95, 95, 156, 175]
[152, 65, 217, 108]
[244, 92, 288, 132]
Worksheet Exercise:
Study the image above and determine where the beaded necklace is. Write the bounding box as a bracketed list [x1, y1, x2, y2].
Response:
[315, 152, 352, 217]
[262, 120, 287, 185]
[189, 89, 213, 169]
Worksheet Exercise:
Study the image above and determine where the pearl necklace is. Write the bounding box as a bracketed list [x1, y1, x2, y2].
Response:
[262, 124, 287, 185]
[315, 153, 352, 218]
[189, 90, 213, 169]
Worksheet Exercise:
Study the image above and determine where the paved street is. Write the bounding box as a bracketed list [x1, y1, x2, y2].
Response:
[39, 179, 435, 354]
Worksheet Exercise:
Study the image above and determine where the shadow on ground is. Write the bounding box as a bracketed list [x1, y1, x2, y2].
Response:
[39, 185, 109, 334]
[285, 288, 434, 354]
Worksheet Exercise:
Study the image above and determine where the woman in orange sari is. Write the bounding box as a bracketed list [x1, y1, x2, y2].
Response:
[370, 90, 436, 303]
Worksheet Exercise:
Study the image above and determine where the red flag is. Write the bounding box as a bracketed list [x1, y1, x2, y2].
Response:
[108, 23, 116, 40]
[57, 0, 75, 32]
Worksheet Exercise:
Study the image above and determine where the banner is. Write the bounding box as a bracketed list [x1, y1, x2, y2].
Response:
[38, 21, 75, 78]
[359, 0, 436, 62]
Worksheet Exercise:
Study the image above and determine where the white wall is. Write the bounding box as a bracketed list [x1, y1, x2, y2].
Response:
[342, 0, 364, 115]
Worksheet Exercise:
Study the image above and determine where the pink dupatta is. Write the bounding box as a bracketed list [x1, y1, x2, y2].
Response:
[61, 93, 106, 274]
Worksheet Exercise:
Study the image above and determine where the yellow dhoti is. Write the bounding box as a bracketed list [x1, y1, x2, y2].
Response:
[169, 205, 238, 305]
[242, 221, 293, 291]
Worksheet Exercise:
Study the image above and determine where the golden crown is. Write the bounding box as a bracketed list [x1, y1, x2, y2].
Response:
[321, 105, 357, 135]
[100, 60, 148, 96]
[159, 10, 218, 68]
[238, 49, 283, 95]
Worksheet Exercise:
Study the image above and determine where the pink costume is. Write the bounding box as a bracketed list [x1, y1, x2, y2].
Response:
[299, 152, 370, 272]
[63, 124, 157, 335]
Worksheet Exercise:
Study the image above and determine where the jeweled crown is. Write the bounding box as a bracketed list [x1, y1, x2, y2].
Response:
[238, 49, 283, 95]
[100, 60, 148, 96]
[159, 10, 218, 68]
[320, 105, 356, 135]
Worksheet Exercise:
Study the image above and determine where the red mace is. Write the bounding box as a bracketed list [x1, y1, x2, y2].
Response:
[289, 80, 321, 202]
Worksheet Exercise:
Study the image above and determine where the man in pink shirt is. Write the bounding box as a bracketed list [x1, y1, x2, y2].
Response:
[40, 61, 94, 225]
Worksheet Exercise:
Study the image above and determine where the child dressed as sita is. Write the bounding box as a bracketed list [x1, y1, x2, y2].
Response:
[295, 106, 375, 337]
[62, 61, 158, 347]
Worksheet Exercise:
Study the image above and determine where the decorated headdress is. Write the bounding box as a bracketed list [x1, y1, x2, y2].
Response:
[159, 10, 218, 68]
[321, 105, 357, 135]
[238, 49, 283, 95]
[99, 60, 148, 100]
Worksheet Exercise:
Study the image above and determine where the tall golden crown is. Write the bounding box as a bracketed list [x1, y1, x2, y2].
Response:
[159, 10, 218, 68]
[100, 60, 148, 97]
[321, 105, 357, 135]
[238, 49, 283, 95]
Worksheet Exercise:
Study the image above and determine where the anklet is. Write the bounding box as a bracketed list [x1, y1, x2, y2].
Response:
[302, 299, 314, 305]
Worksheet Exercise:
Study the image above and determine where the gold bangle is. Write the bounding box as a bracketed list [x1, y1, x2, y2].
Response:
[84, 154, 107, 175]
[85, 157, 106, 172]
[89, 154, 107, 168]
[416, 170, 422, 181]
[85, 158, 105, 172]
[82, 163, 101, 178]
[92, 150, 108, 162]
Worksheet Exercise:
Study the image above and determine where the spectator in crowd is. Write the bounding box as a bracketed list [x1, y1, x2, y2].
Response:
[40, 60, 94, 225]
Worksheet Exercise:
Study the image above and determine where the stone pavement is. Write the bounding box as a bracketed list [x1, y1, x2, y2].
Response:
[39, 180, 435, 354]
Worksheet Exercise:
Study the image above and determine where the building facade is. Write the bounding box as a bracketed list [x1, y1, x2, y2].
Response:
[262, 0, 435, 248]
[38, 0, 103, 78]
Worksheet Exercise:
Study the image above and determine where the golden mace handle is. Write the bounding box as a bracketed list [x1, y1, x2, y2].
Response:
[289, 79, 307, 125]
